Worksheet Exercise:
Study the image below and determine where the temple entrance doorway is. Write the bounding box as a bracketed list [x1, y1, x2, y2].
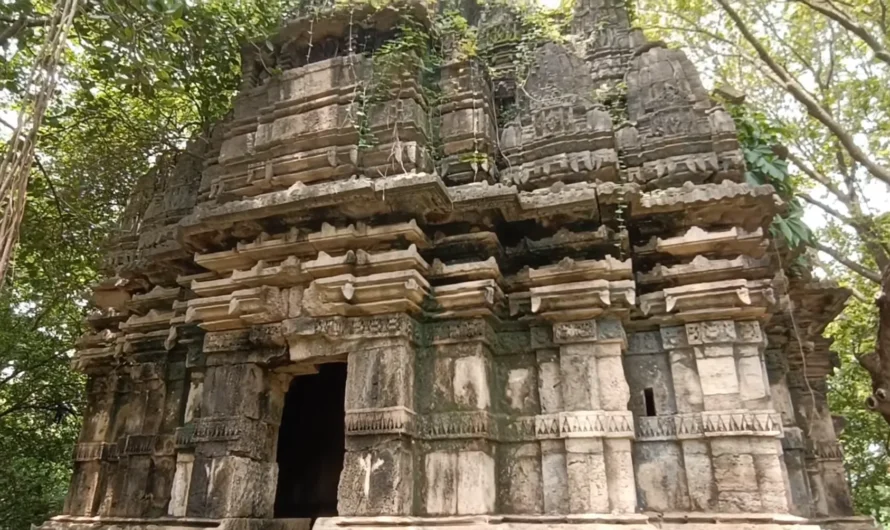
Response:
[274, 362, 347, 520]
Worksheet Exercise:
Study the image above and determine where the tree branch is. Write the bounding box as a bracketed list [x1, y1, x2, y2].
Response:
[798, 192, 854, 225]
[793, 0, 890, 66]
[716, 0, 890, 188]
[787, 151, 848, 202]
[808, 239, 883, 283]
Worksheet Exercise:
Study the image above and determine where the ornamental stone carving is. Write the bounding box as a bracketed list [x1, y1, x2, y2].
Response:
[44, 1, 869, 530]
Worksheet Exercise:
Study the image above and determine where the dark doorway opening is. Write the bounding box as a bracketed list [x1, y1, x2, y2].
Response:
[274, 363, 347, 520]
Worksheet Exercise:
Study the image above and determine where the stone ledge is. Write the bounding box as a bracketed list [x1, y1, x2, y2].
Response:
[37, 515, 879, 530]
[39, 516, 221, 530]
[312, 515, 878, 530]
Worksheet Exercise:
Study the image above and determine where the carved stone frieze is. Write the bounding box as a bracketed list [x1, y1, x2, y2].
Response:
[420, 411, 497, 440]
[73, 442, 119, 462]
[659, 320, 765, 349]
[345, 407, 417, 437]
[284, 314, 422, 346]
[536, 410, 635, 440]
[636, 410, 782, 441]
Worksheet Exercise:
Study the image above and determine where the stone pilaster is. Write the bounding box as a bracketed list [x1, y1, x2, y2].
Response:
[552, 317, 636, 514]
[418, 318, 496, 516]
[788, 373, 854, 517]
[496, 326, 543, 515]
[173, 329, 283, 519]
[660, 320, 790, 513]
[534, 327, 568, 515]
[65, 370, 119, 517]
[625, 330, 691, 512]
[765, 344, 814, 517]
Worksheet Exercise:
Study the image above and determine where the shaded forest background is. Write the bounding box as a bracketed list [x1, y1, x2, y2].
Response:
[1, 0, 889, 528]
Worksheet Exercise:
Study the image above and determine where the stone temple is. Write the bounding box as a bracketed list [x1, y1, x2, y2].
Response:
[40, 2, 877, 530]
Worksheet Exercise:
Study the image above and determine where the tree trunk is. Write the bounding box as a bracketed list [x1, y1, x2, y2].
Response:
[860, 270, 890, 426]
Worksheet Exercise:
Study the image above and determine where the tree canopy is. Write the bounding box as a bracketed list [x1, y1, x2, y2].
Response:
[1, 1, 295, 527]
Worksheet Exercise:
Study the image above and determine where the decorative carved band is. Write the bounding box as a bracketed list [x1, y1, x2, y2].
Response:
[420, 411, 497, 440]
[806, 441, 844, 462]
[121, 434, 155, 456]
[552, 318, 626, 345]
[73, 442, 119, 462]
[534, 410, 635, 439]
[344, 410, 636, 442]
[175, 416, 258, 447]
[636, 410, 783, 441]
[660, 320, 765, 350]
[286, 314, 422, 344]
[345, 407, 416, 436]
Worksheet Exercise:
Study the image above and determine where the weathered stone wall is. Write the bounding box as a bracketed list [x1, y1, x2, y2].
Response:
[45, 1, 871, 530]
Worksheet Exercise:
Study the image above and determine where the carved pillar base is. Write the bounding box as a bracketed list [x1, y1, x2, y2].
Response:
[552, 318, 636, 515]
[334, 315, 420, 516]
[418, 318, 497, 516]
[661, 320, 790, 514]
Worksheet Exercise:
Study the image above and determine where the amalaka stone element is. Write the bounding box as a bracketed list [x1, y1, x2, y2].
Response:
[42, 2, 874, 530]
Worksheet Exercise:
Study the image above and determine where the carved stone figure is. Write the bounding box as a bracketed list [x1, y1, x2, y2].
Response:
[40, 2, 876, 530]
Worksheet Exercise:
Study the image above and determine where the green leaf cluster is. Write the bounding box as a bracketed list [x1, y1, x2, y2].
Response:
[726, 102, 812, 249]
[1, 1, 304, 527]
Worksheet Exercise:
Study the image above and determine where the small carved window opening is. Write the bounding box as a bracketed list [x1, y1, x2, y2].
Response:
[643, 388, 657, 417]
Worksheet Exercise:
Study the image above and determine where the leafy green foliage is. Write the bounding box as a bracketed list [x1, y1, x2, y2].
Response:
[827, 276, 890, 528]
[1, 1, 304, 527]
[726, 102, 812, 249]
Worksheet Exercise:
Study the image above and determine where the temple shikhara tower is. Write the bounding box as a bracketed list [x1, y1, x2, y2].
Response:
[40, 1, 877, 530]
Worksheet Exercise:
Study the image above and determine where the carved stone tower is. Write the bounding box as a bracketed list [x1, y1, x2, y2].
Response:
[41, 2, 876, 530]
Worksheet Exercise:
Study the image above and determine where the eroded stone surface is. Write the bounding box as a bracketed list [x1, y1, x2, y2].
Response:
[45, 1, 869, 530]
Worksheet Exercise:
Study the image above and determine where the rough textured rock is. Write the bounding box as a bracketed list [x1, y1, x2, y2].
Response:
[42, 2, 875, 530]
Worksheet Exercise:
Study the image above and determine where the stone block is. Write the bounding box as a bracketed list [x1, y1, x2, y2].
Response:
[168, 453, 194, 517]
[202, 364, 266, 419]
[504, 367, 537, 414]
[185, 379, 203, 423]
[457, 450, 496, 514]
[206, 456, 277, 518]
[604, 438, 636, 513]
[541, 440, 568, 514]
[596, 356, 630, 411]
[565, 438, 609, 513]
[433, 356, 454, 408]
[338, 439, 413, 516]
[754, 454, 790, 513]
[538, 357, 563, 414]
[346, 346, 414, 411]
[716, 490, 763, 513]
[498, 443, 543, 514]
[713, 453, 758, 493]
[682, 440, 714, 510]
[670, 349, 704, 413]
[634, 441, 689, 512]
[696, 357, 739, 396]
[424, 451, 457, 515]
[738, 355, 768, 403]
[65, 462, 100, 516]
[453, 356, 491, 410]
[560, 351, 598, 411]
[822, 461, 855, 515]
